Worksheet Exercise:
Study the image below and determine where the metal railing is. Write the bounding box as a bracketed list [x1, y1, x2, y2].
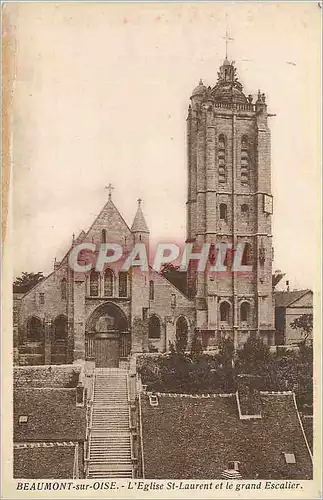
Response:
[137, 373, 145, 478]
[84, 371, 95, 478]
[72, 442, 79, 479]
[126, 373, 137, 478]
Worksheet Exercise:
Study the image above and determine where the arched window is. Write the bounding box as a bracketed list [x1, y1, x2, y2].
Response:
[149, 280, 154, 300]
[218, 134, 227, 184]
[220, 203, 227, 221]
[241, 242, 252, 266]
[222, 242, 233, 269]
[119, 272, 128, 297]
[148, 315, 161, 339]
[61, 278, 67, 300]
[104, 269, 114, 297]
[54, 315, 68, 340]
[220, 301, 230, 323]
[241, 135, 249, 185]
[27, 316, 43, 342]
[89, 270, 99, 297]
[241, 204, 249, 222]
[102, 229, 107, 243]
[240, 302, 250, 323]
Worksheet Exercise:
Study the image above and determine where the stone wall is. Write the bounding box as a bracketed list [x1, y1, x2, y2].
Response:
[14, 364, 82, 388]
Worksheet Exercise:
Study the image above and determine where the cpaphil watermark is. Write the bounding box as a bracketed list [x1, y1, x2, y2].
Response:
[68, 242, 252, 274]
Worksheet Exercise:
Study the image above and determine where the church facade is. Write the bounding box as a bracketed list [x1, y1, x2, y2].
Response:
[14, 56, 275, 368]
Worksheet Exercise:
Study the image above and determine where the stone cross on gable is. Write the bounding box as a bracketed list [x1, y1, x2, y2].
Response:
[105, 183, 114, 199]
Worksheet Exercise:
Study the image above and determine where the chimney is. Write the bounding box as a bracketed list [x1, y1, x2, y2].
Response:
[286, 280, 290, 292]
[236, 374, 262, 419]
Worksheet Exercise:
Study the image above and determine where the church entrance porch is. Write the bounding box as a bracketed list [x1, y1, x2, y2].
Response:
[85, 303, 131, 368]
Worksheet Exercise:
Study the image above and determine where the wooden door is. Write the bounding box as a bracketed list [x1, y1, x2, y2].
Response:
[93, 333, 119, 368]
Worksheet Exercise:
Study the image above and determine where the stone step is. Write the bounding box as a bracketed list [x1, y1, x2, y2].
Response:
[92, 424, 129, 428]
[91, 443, 130, 448]
[91, 424, 129, 432]
[88, 472, 132, 478]
[92, 411, 128, 414]
[93, 408, 128, 412]
[92, 412, 129, 416]
[94, 393, 127, 396]
[92, 416, 128, 420]
[90, 443, 130, 448]
[92, 412, 129, 415]
[92, 417, 128, 420]
[90, 456, 131, 461]
[91, 426, 129, 431]
[91, 438, 130, 449]
[90, 449, 131, 454]
[89, 458, 132, 464]
[92, 421, 129, 424]
[89, 463, 132, 471]
[90, 451, 131, 456]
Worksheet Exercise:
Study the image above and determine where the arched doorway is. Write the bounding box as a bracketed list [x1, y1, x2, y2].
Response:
[52, 315, 68, 364]
[85, 303, 130, 368]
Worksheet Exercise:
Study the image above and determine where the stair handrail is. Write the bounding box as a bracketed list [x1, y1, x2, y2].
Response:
[137, 372, 145, 479]
[84, 370, 95, 478]
[126, 373, 137, 478]
[73, 442, 79, 479]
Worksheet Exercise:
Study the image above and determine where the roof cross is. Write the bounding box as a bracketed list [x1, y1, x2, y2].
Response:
[105, 183, 114, 199]
[222, 15, 234, 60]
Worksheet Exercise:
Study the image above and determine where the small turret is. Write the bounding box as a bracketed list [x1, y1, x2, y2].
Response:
[131, 199, 149, 245]
[190, 79, 207, 110]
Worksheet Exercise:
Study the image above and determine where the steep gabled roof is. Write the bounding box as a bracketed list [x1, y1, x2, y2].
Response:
[274, 289, 312, 308]
[14, 388, 86, 442]
[84, 196, 132, 239]
[14, 445, 78, 479]
[141, 393, 312, 479]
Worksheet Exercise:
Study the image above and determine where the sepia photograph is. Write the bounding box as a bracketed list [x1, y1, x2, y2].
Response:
[1, 1, 321, 497]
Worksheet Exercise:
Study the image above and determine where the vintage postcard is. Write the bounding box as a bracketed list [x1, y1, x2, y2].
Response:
[1, 2, 322, 499]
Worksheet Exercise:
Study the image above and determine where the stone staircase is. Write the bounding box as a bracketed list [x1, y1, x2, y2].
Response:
[87, 368, 133, 478]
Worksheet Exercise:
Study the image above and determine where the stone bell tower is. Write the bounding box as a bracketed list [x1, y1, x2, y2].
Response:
[186, 56, 274, 348]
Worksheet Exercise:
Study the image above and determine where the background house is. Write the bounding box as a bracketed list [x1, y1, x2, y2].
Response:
[274, 289, 313, 345]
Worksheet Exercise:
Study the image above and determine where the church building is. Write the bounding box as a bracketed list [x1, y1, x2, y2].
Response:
[186, 57, 275, 348]
[14, 56, 275, 368]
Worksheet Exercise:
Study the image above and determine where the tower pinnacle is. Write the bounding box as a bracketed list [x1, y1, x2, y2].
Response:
[131, 199, 149, 234]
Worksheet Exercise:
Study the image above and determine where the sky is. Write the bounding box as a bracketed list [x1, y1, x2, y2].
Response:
[7, 2, 321, 291]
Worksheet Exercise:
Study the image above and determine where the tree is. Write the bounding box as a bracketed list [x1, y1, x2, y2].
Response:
[13, 271, 44, 293]
[218, 336, 235, 392]
[218, 336, 235, 364]
[190, 328, 203, 357]
[237, 336, 270, 376]
[290, 313, 313, 343]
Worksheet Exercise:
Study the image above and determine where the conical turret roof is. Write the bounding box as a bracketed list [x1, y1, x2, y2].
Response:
[131, 199, 149, 233]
